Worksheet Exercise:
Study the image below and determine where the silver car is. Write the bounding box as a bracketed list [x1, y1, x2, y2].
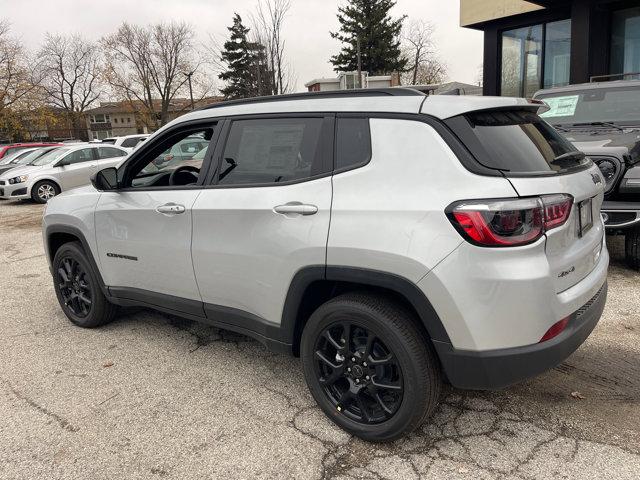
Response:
[43, 89, 608, 441]
[0, 144, 127, 203]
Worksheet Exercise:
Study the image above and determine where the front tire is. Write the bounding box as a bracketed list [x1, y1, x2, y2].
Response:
[301, 293, 441, 442]
[31, 180, 60, 203]
[52, 242, 117, 328]
[626, 227, 640, 270]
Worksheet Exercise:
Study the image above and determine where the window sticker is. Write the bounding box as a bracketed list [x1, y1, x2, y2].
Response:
[540, 95, 579, 118]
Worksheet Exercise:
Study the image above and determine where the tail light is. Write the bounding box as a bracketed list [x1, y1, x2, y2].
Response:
[448, 194, 573, 247]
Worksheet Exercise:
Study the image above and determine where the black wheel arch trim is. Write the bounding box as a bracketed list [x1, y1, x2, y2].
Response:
[45, 224, 109, 296]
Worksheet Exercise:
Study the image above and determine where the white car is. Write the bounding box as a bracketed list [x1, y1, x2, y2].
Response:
[102, 134, 149, 151]
[0, 144, 128, 203]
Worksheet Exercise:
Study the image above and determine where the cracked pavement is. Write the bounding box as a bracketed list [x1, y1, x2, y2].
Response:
[1, 200, 639, 479]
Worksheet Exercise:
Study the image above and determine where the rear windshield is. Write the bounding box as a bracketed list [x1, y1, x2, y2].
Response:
[446, 109, 591, 175]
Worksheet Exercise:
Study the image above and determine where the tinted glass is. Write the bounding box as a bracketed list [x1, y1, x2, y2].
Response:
[121, 138, 141, 148]
[538, 86, 640, 124]
[219, 118, 324, 185]
[446, 109, 590, 174]
[335, 118, 371, 170]
[98, 147, 126, 159]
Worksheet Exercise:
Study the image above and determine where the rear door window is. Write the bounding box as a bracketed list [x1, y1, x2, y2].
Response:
[446, 109, 591, 175]
[218, 117, 327, 186]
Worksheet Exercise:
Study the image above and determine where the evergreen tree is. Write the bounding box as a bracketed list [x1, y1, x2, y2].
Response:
[330, 0, 407, 76]
[219, 14, 273, 99]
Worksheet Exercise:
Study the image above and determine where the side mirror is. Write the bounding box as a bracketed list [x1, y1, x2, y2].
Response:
[91, 167, 119, 191]
[56, 159, 70, 167]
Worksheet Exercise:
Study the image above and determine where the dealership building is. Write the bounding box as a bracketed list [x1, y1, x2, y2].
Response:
[461, 0, 640, 96]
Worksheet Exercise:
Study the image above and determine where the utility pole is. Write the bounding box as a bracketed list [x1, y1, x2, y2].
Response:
[183, 71, 195, 110]
[356, 37, 362, 89]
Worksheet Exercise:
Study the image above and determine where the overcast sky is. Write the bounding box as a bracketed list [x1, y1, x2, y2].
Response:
[1, 0, 483, 92]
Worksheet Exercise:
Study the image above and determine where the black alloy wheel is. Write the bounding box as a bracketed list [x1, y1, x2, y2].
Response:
[314, 321, 404, 424]
[302, 293, 442, 442]
[52, 241, 118, 328]
[57, 256, 93, 318]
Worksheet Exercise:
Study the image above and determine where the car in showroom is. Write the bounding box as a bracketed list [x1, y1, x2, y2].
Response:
[535, 80, 640, 269]
[42, 89, 608, 441]
[0, 144, 127, 203]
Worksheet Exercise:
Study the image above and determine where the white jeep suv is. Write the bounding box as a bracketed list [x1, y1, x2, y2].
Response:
[43, 89, 609, 441]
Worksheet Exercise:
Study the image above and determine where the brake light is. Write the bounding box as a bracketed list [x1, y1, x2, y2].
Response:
[542, 194, 572, 230]
[539, 316, 570, 342]
[448, 195, 573, 247]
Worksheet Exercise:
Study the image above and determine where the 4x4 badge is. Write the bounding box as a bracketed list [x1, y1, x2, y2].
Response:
[591, 173, 602, 185]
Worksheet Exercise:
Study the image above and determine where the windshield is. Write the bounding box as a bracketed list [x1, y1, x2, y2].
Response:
[17, 148, 58, 165]
[31, 147, 70, 166]
[0, 150, 23, 165]
[537, 86, 640, 125]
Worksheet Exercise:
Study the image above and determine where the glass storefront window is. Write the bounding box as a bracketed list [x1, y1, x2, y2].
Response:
[501, 25, 542, 97]
[611, 7, 640, 76]
[501, 20, 571, 97]
[544, 19, 571, 88]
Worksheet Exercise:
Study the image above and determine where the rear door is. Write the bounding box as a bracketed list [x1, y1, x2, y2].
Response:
[445, 108, 606, 292]
[191, 115, 334, 327]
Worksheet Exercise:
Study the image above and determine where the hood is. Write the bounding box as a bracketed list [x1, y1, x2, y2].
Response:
[0, 164, 46, 180]
[560, 127, 640, 164]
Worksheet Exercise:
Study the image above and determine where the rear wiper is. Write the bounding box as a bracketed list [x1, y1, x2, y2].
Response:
[551, 151, 586, 167]
[571, 121, 625, 132]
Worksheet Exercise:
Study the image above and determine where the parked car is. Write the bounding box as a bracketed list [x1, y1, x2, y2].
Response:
[0, 145, 63, 176]
[42, 89, 608, 441]
[534, 80, 640, 269]
[0, 144, 127, 203]
[0, 142, 59, 159]
[101, 134, 150, 151]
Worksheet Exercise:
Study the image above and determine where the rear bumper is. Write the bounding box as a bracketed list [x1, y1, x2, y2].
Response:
[601, 200, 640, 230]
[433, 281, 607, 390]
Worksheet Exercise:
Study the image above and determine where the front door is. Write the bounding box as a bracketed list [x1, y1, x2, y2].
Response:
[191, 115, 334, 327]
[56, 147, 98, 190]
[94, 124, 218, 310]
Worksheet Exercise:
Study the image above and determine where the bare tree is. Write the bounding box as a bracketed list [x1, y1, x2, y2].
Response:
[251, 0, 295, 95]
[401, 19, 447, 86]
[37, 33, 102, 140]
[103, 22, 206, 128]
[0, 21, 37, 112]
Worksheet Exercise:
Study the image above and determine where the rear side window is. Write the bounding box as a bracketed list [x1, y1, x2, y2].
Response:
[98, 147, 125, 159]
[121, 138, 141, 148]
[219, 117, 326, 186]
[335, 117, 371, 171]
[446, 109, 591, 174]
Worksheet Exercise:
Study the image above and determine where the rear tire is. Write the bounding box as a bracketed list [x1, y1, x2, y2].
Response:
[52, 241, 118, 328]
[626, 227, 640, 270]
[301, 292, 441, 442]
[31, 180, 60, 203]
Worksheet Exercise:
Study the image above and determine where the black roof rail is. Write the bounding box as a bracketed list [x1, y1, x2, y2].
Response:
[197, 88, 425, 111]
